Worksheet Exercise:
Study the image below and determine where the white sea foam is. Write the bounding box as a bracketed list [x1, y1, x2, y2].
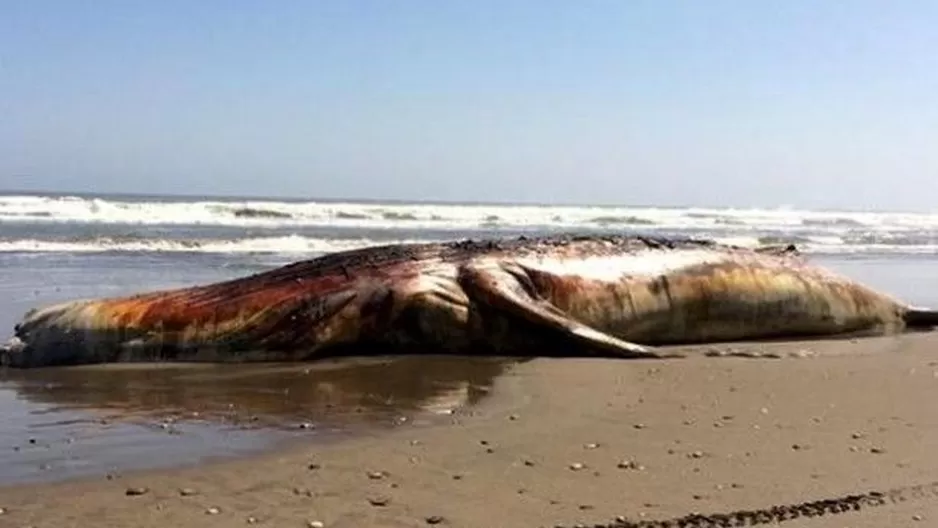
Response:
[1, 234, 937, 257]
[4, 194, 938, 232]
[0, 236, 424, 255]
[3, 194, 938, 256]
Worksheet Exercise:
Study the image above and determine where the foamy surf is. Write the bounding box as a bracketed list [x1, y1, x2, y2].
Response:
[1, 234, 938, 256]
[2, 193, 938, 256]
[0, 236, 430, 255]
[3, 193, 938, 231]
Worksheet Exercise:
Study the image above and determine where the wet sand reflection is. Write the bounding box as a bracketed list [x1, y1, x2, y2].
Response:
[0, 355, 521, 484]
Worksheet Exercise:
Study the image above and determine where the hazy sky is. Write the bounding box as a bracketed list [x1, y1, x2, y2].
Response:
[2, 1, 938, 210]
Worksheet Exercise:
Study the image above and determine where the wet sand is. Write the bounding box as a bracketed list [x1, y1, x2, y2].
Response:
[0, 356, 514, 485]
[2, 335, 938, 527]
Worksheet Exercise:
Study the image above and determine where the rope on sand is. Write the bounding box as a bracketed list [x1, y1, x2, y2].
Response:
[558, 480, 938, 528]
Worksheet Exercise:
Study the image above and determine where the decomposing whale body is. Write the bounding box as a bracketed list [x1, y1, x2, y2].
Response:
[3, 234, 938, 368]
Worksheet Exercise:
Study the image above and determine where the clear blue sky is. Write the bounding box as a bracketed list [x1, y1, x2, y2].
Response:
[2, 1, 937, 210]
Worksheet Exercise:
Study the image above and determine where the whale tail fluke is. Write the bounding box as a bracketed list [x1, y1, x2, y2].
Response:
[904, 308, 938, 329]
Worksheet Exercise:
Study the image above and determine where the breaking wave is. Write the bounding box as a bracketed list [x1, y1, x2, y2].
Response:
[3, 194, 936, 231]
[2, 233, 938, 257]
[0, 235, 429, 255]
[3, 193, 938, 256]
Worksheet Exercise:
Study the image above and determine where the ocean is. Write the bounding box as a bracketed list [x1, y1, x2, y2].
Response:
[5, 191, 938, 256]
[2, 190, 938, 484]
[3, 191, 938, 307]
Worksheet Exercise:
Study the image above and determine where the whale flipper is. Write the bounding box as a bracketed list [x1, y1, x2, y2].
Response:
[458, 262, 666, 359]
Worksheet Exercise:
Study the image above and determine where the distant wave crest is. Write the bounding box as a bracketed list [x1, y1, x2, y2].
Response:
[3, 194, 938, 256]
[0, 235, 427, 255]
[2, 233, 938, 257]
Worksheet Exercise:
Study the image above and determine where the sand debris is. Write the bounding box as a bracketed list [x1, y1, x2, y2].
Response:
[368, 495, 391, 507]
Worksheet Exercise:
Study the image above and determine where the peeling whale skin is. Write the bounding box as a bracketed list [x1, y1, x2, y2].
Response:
[3, 234, 937, 368]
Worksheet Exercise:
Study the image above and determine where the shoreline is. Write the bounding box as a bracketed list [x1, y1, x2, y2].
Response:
[2, 336, 938, 527]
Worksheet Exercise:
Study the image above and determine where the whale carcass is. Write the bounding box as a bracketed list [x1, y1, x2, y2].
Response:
[3, 234, 937, 367]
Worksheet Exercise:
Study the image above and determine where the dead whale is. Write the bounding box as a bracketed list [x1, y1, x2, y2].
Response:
[2, 234, 937, 367]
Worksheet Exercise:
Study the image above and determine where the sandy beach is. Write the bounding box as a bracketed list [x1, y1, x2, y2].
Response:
[0, 334, 936, 528]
